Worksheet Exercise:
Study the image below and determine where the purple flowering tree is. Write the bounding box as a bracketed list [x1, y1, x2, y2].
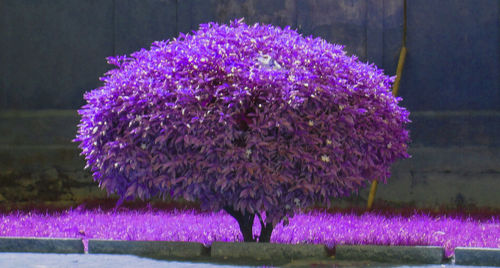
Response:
[75, 19, 410, 243]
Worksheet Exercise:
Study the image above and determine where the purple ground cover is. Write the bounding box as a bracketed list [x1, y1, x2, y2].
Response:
[1, 209, 498, 257]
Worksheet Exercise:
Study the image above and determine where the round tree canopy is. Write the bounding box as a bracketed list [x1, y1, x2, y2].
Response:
[75, 19, 410, 225]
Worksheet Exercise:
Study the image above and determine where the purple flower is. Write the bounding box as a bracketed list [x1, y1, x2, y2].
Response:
[1, 209, 498, 257]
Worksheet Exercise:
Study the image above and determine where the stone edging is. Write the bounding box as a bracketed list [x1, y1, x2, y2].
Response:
[211, 241, 327, 261]
[1, 237, 500, 266]
[335, 245, 444, 264]
[0, 237, 84, 253]
[454, 247, 500, 266]
[88, 239, 208, 259]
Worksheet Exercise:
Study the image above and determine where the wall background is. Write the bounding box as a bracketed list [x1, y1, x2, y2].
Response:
[0, 0, 499, 209]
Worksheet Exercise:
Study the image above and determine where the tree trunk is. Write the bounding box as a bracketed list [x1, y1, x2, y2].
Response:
[223, 206, 276, 243]
[223, 206, 256, 242]
[258, 222, 274, 242]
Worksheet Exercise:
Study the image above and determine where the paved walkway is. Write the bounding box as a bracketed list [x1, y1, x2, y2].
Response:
[0, 253, 249, 268]
[1, 253, 497, 268]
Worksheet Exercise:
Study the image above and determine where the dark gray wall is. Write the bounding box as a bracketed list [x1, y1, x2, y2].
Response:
[1, 0, 498, 112]
[402, 0, 499, 111]
[0, 0, 114, 110]
[0, 0, 499, 208]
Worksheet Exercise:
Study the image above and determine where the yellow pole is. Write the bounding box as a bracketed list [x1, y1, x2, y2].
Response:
[367, 0, 407, 211]
[366, 46, 406, 211]
[366, 180, 378, 210]
[392, 46, 407, 96]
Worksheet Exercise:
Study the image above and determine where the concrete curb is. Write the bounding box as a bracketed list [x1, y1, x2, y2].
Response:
[88, 239, 207, 259]
[211, 242, 328, 262]
[3, 237, 499, 266]
[455, 247, 500, 266]
[0, 237, 84, 253]
[335, 245, 444, 264]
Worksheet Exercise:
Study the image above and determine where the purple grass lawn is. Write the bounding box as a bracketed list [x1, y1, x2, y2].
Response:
[1, 209, 499, 257]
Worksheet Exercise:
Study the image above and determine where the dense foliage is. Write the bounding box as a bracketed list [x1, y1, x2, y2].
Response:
[2, 209, 499, 257]
[75, 19, 410, 241]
